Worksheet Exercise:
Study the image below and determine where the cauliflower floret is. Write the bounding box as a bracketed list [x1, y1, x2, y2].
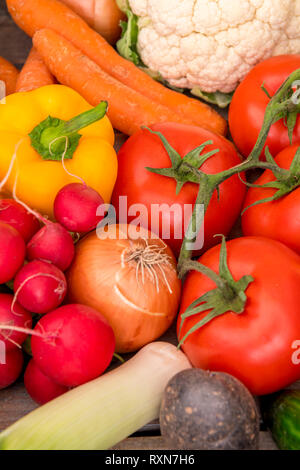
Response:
[128, 0, 300, 92]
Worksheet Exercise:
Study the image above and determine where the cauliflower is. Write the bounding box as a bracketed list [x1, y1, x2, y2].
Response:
[117, 0, 300, 98]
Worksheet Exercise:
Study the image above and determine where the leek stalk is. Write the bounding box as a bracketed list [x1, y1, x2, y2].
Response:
[0, 342, 190, 450]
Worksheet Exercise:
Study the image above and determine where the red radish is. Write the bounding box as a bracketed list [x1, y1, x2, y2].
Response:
[54, 183, 105, 233]
[0, 348, 23, 390]
[0, 293, 32, 350]
[0, 221, 26, 284]
[27, 223, 75, 271]
[31, 304, 115, 387]
[24, 359, 68, 405]
[13, 260, 67, 315]
[0, 199, 40, 242]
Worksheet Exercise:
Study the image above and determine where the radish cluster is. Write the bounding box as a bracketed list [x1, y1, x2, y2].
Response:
[0, 183, 113, 404]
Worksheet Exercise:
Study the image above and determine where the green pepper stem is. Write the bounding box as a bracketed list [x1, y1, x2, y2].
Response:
[42, 102, 108, 146]
[29, 101, 108, 161]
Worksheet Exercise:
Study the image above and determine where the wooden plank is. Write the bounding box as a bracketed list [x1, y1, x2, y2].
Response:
[112, 432, 278, 450]
[0, 5, 31, 66]
[0, 382, 38, 431]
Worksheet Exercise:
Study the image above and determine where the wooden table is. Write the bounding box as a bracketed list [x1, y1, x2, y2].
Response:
[0, 2, 298, 451]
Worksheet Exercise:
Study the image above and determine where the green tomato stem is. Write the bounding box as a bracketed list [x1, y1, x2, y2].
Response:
[177, 68, 300, 274]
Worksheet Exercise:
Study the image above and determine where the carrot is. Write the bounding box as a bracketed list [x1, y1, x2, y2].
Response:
[33, 29, 197, 135]
[0, 56, 18, 96]
[15, 47, 55, 92]
[7, 0, 227, 136]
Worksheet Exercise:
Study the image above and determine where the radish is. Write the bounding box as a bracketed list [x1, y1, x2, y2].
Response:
[27, 223, 75, 271]
[13, 260, 67, 315]
[0, 348, 24, 390]
[0, 293, 32, 350]
[0, 222, 26, 284]
[0, 199, 40, 242]
[10, 180, 75, 271]
[54, 183, 105, 233]
[24, 359, 69, 405]
[31, 304, 115, 387]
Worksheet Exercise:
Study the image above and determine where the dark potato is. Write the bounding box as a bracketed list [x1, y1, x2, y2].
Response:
[160, 369, 259, 450]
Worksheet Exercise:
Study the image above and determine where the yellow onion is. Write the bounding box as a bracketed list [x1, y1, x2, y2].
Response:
[61, 0, 125, 45]
[67, 224, 181, 353]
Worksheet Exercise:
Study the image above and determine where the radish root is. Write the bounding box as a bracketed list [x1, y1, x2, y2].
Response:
[0, 138, 24, 193]
[12, 172, 49, 225]
[49, 136, 87, 186]
[0, 322, 60, 347]
[12, 272, 66, 315]
[0, 324, 44, 339]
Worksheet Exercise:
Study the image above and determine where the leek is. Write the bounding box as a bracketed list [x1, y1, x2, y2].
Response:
[0, 342, 190, 450]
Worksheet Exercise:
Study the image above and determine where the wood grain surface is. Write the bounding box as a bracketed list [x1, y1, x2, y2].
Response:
[0, 1, 31, 66]
[0, 2, 298, 451]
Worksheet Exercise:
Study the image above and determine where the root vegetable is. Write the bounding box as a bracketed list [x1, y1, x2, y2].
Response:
[27, 223, 75, 271]
[0, 348, 23, 390]
[0, 199, 40, 242]
[33, 29, 196, 136]
[7, 0, 226, 135]
[0, 57, 18, 96]
[54, 183, 104, 233]
[31, 304, 115, 387]
[0, 222, 26, 284]
[160, 369, 260, 450]
[15, 47, 55, 92]
[0, 293, 32, 351]
[13, 260, 67, 315]
[24, 359, 68, 405]
[10, 191, 75, 271]
[67, 224, 181, 353]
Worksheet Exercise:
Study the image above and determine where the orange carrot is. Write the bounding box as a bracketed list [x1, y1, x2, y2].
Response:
[33, 29, 198, 135]
[15, 47, 55, 92]
[7, 0, 227, 136]
[0, 56, 19, 95]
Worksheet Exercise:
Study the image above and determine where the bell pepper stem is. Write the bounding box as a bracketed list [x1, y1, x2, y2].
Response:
[29, 101, 108, 161]
[41, 101, 108, 145]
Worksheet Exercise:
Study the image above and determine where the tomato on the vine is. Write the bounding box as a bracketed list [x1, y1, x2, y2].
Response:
[112, 123, 246, 257]
[242, 145, 300, 254]
[178, 237, 300, 396]
[229, 55, 300, 159]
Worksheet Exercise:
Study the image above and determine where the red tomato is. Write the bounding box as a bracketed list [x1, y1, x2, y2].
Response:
[229, 55, 300, 159]
[242, 145, 300, 254]
[178, 237, 300, 395]
[112, 123, 246, 257]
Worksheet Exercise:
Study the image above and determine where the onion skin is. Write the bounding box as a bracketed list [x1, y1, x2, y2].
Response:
[60, 0, 125, 44]
[67, 224, 181, 353]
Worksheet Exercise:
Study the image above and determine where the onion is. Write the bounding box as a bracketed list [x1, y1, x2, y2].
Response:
[61, 0, 125, 44]
[67, 224, 181, 353]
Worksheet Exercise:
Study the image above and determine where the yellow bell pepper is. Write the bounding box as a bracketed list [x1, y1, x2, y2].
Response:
[0, 84, 117, 218]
